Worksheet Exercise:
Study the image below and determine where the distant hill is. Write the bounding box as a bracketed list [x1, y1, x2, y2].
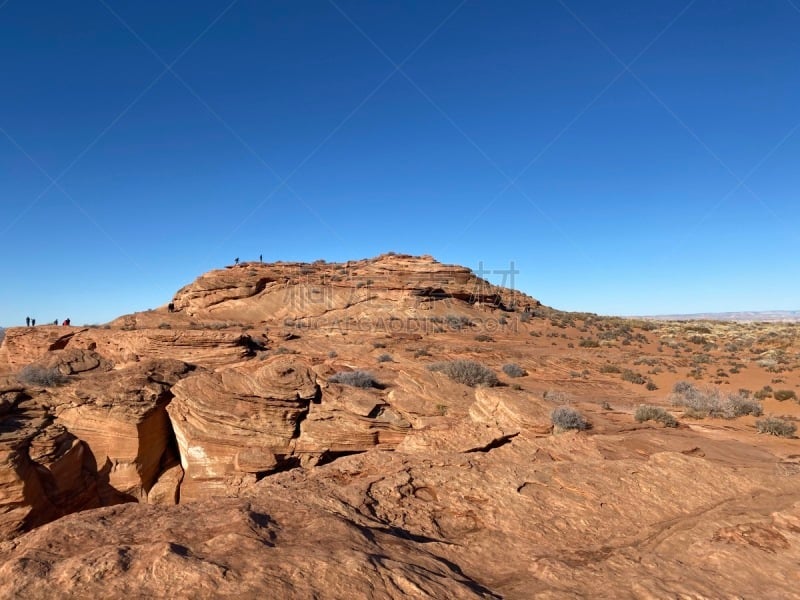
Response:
[646, 310, 800, 323]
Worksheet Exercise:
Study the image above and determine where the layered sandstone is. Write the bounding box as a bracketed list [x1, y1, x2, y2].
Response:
[1, 253, 799, 598]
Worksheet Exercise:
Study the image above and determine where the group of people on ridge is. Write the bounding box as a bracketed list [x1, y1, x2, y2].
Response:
[25, 317, 70, 327]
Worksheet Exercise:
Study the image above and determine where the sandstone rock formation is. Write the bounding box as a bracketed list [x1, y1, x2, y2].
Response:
[1, 253, 799, 598]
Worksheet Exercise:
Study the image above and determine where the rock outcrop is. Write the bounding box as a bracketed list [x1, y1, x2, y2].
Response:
[1, 253, 800, 597]
[0, 359, 193, 539]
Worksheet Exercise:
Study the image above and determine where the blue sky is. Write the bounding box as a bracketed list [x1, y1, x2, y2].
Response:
[1, 0, 799, 325]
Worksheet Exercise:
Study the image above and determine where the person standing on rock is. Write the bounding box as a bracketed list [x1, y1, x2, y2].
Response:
[234, 257, 239, 265]
[31, 318, 35, 326]
[25, 316, 30, 327]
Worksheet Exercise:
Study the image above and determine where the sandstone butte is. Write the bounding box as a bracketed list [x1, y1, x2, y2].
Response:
[1, 253, 799, 599]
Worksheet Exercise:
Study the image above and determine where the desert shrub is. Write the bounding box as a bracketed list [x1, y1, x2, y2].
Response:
[755, 417, 797, 437]
[621, 369, 646, 385]
[413, 348, 431, 358]
[635, 357, 660, 366]
[646, 381, 658, 391]
[672, 380, 696, 395]
[445, 315, 473, 330]
[502, 363, 526, 378]
[329, 370, 380, 389]
[754, 387, 773, 400]
[686, 324, 712, 334]
[579, 338, 600, 348]
[634, 405, 678, 427]
[372, 342, 386, 349]
[327, 350, 338, 358]
[17, 365, 68, 387]
[599, 364, 622, 374]
[427, 360, 498, 387]
[519, 311, 532, 323]
[543, 389, 568, 402]
[671, 385, 763, 419]
[376, 353, 393, 363]
[498, 316, 508, 325]
[474, 334, 494, 342]
[551, 406, 589, 431]
[723, 394, 763, 418]
[774, 390, 797, 402]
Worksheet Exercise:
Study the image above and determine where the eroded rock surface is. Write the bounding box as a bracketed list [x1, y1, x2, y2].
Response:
[1, 253, 800, 597]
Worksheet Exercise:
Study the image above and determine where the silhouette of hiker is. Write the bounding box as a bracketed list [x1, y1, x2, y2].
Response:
[235, 257, 239, 265]
[25, 316, 30, 327]
[62, 318, 70, 326]
[53, 319, 58, 325]
[168, 302, 175, 312]
[259, 254, 263, 263]
[31, 318, 35, 326]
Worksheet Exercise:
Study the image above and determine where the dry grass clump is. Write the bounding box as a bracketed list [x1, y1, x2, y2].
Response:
[774, 390, 797, 402]
[428, 360, 498, 387]
[17, 365, 68, 387]
[670, 381, 762, 419]
[755, 417, 796, 437]
[634, 405, 678, 427]
[543, 389, 568, 402]
[551, 406, 589, 431]
[502, 363, 526, 378]
[621, 369, 646, 384]
[329, 370, 381, 389]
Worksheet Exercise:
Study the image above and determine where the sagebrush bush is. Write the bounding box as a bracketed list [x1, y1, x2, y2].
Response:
[376, 353, 393, 363]
[671, 384, 762, 419]
[754, 388, 773, 400]
[755, 417, 797, 437]
[17, 365, 68, 387]
[543, 389, 568, 402]
[621, 369, 646, 385]
[329, 370, 380, 389]
[774, 390, 797, 402]
[723, 394, 763, 418]
[672, 380, 696, 395]
[551, 406, 589, 431]
[635, 405, 678, 427]
[502, 363, 526, 378]
[427, 360, 498, 387]
[579, 338, 600, 348]
[474, 334, 494, 342]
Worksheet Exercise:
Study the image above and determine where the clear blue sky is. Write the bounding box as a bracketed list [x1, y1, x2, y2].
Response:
[2, 0, 799, 326]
